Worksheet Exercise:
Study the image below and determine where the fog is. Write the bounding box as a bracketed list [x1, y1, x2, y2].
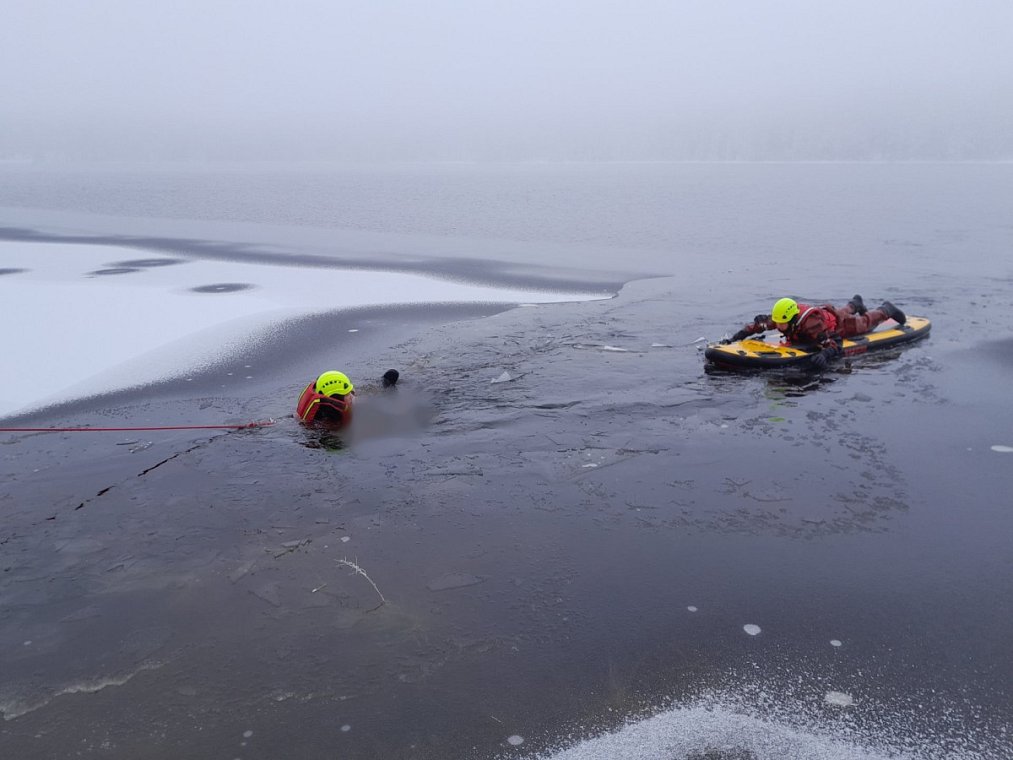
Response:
[2, 0, 1011, 163]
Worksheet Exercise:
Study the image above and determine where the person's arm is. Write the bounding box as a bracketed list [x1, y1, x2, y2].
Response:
[737, 314, 772, 341]
[721, 314, 772, 343]
[806, 316, 844, 370]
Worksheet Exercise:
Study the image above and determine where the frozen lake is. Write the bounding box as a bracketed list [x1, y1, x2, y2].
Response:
[1, 163, 1011, 760]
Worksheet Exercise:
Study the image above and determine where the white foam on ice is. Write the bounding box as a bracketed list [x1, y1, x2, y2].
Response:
[0, 242, 604, 416]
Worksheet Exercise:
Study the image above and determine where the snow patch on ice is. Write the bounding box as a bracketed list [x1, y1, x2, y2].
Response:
[527, 687, 1000, 760]
[743, 624, 762, 636]
[990, 445, 1013, 453]
[0, 241, 602, 416]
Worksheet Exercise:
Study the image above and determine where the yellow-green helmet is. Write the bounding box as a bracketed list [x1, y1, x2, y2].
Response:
[771, 297, 799, 324]
[315, 370, 354, 397]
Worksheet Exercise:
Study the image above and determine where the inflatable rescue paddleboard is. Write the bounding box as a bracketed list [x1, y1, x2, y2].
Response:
[704, 316, 931, 370]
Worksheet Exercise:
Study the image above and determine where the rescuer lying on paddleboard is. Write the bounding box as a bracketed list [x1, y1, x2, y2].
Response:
[721, 295, 907, 370]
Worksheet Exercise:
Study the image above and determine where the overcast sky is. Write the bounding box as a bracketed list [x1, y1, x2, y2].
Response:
[2, 0, 1011, 162]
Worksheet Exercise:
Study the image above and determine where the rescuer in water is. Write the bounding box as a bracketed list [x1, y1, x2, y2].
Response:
[295, 369, 400, 428]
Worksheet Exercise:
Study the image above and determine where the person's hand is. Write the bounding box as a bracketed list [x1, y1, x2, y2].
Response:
[809, 346, 837, 371]
[719, 337, 732, 345]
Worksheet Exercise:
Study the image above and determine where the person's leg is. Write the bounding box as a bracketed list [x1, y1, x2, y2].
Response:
[879, 301, 907, 325]
[833, 306, 887, 337]
[846, 294, 867, 315]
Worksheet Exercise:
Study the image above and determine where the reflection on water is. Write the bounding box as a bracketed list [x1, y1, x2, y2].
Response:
[764, 373, 832, 398]
[301, 427, 346, 451]
[704, 364, 832, 397]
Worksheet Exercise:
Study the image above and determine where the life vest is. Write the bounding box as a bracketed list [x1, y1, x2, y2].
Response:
[785, 303, 836, 344]
[296, 382, 354, 427]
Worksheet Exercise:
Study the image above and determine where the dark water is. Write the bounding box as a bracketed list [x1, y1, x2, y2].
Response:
[1, 164, 1012, 759]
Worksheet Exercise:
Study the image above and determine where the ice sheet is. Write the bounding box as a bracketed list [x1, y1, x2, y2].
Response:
[1, 242, 603, 416]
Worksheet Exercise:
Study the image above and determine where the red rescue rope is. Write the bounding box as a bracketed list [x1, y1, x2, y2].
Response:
[0, 419, 275, 433]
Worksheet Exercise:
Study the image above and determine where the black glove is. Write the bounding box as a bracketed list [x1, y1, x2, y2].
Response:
[809, 346, 838, 371]
[719, 338, 732, 345]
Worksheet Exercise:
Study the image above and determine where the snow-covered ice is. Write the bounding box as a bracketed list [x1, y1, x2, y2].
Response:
[0, 242, 603, 416]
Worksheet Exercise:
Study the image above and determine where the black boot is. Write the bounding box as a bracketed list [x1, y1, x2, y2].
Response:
[847, 294, 867, 315]
[879, 301, 906, 325]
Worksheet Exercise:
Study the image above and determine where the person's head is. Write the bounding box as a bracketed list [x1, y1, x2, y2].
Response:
[315, 370, 354, 397]
[770, 297, 799, 333]
[382, 369, 399, 389]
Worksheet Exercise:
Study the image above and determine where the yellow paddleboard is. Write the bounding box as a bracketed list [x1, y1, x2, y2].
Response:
[704, 316, 931, 370]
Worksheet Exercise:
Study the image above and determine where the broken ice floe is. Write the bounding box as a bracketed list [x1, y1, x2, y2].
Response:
[491, 371, 512, 384]
[743, 624, 762, 636]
